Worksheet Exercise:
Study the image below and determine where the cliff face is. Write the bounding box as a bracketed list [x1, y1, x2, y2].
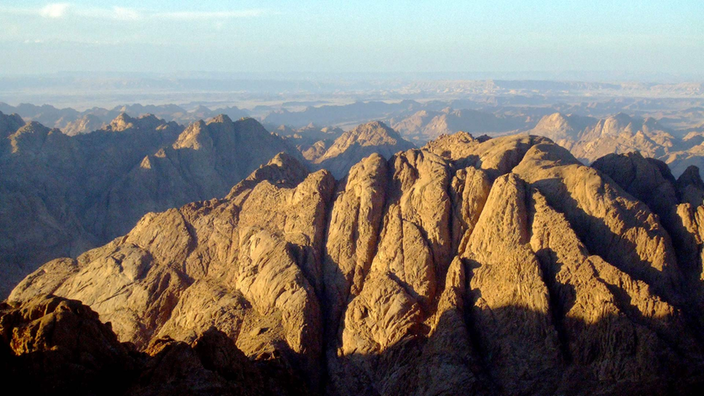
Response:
[0, 114, 306, 297]
[0, 115, 417, 298]
[313, 121, 415, 178]
[0, 113, 184, 297]
[529, 112, 685, 168]
[9, 132, 704, 394]
[0, 295, 295, 395]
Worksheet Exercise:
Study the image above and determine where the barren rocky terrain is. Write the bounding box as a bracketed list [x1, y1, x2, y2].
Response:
[6, 130, 704, 394]
[0, 111, 414, 297]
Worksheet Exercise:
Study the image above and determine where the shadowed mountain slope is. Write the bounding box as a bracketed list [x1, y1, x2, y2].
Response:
[10, 132, 704, 394]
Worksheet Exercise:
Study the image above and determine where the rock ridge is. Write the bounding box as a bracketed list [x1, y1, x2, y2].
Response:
[8, 132, 704, 394]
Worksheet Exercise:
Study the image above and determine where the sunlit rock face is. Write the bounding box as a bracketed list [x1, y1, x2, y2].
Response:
[9, 132, 704, 394]
[0, 114, 304, 297]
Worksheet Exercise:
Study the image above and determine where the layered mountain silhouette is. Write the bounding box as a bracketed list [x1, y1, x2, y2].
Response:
[266, 123, 345, 162]
[8, 132, 704, 394]
[0, 112, 413, 296]
[313, 121, 415, 178]
[391, 108, 529, 142]
[529, 112, 676, 162]
[0, 102, 249, 135]
[262, 100, 422, 128]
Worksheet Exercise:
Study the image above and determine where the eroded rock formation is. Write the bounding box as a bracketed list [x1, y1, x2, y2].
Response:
[9, 132, 704, 394]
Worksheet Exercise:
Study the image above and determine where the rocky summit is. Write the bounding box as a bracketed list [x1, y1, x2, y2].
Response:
[0, 113, 414, 298]
[7, 131, 704, 394]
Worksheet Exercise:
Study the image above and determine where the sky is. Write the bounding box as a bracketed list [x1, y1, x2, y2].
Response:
[0, 0, 702, 77]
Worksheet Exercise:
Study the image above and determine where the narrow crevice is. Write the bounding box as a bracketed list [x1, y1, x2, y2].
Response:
[314, 174, 340, 396]
[534, 251, 573, 365]
[525, 188, 573, 365]
[460, 257, 501, 392]
[596, 277, 699, 361]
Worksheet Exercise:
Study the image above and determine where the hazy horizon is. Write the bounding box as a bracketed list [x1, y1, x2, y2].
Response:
[0, 1, 701, 77]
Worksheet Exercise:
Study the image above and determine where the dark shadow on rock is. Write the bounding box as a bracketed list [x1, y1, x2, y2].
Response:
[531, 177, 683, 304]
[4, 294, 704, 395]
[327, 306, 704, 396]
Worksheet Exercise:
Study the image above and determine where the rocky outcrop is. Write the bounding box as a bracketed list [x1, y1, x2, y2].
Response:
[314, 121, 415, 178]
[0, 295, 299, 395]
[391, 108, 529, 143]
[0, 114, 184, 297]
[9, 132, 704, 394]
[62, 114, 106, 136]
[530, 112, 676, 164]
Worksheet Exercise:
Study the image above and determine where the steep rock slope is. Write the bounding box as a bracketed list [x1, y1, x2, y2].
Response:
[314, 121, 414, 178]
[529, 112, 686, 168]
[12, 153, 335, 392]
[0, 116, 430, 298]
[10, 133, 704, 394]
[0, 114, 183, 297]
[0, 295, 299, 395]
[98, 115, 303, 237]
[391, 108, 530, 143]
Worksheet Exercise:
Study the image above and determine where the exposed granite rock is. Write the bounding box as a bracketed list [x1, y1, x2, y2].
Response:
[0, 113, 184, 297]
[315, 121, 415, 178]
[0, 295, 298, 395]
[10, 132, 704, 394]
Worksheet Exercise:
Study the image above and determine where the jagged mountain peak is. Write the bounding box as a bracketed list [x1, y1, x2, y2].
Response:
[173, 119, 211, 150]
[0, 111, 25, 138]
[530, 111, 676, 164]
[314, 121, 415, 177]
[105, 112, 165, 132]
[11, 132, 704, 393]
[108, 112, 136, 131]
[207, 113, 234, 126]
[535, 112, 573, 128]
[338, 121, 403, 146]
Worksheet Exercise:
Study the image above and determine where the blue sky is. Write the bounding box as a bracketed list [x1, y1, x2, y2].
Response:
[0, 1, 702, 76]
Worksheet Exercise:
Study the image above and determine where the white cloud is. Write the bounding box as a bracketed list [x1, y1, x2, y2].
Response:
[39, 3, 70, 18]
[0, 3, 266, 22]
[156, 10, 266, 20]
[112, 7, 142, 21]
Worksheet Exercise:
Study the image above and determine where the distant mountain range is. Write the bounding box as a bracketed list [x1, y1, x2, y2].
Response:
[4, 94, 704, 144]
[0, 110, 415, 297]
[7, 103, 704, 298]
[0, 102, 249, 135]
[528, 112, 704, 176]
[390, 108, 531, 141]
[6, 131, 704, 394]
